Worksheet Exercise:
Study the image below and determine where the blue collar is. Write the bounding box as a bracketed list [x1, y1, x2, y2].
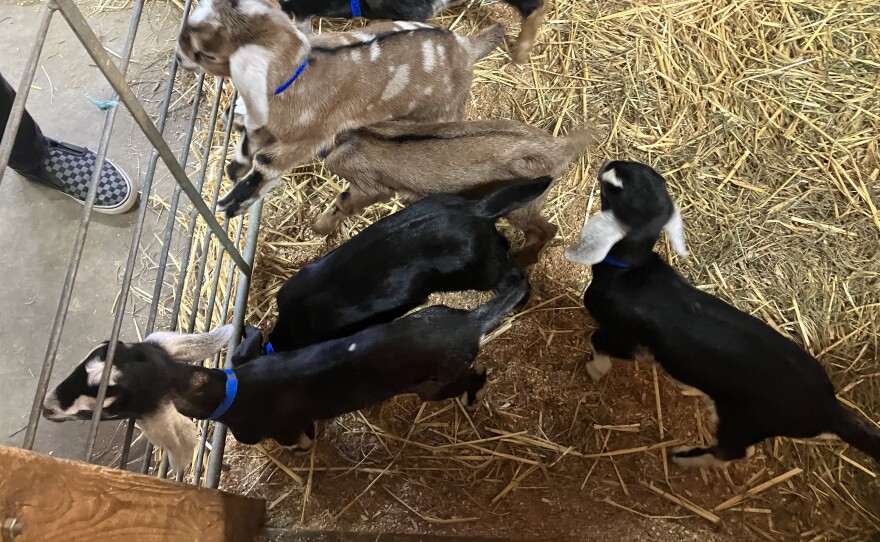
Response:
[265, 341, 275, 354]
[350, 0, 362, 17]
[207, 369, 238, 420]
[602, 255, 631, 268]
[274, 59, 309, 95]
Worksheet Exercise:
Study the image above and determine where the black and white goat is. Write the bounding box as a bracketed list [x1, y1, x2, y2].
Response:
[277, 0, 550, 64]
[265, 176, 551, 352]
[42, 282, 526, 457]
[565, 160, 880, 467]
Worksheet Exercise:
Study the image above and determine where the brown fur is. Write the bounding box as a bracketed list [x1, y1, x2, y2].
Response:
[314, 119, 600, 267]
[177, 0, 505, 215]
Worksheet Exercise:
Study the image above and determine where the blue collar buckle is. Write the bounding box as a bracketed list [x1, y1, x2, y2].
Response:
[207, 368, 238, 420]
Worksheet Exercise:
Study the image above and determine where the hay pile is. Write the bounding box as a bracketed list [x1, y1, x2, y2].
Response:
[174, 0, 879, 539]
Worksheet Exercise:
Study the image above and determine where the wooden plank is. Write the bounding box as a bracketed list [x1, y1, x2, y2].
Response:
[262, 530, 548, 542]
[0, 445, 264, 542]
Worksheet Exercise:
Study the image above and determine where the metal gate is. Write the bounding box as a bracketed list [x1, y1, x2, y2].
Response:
[0, 0, 251, 489]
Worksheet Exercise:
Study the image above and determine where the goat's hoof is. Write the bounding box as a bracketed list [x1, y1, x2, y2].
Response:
[585, 354, 612, 383]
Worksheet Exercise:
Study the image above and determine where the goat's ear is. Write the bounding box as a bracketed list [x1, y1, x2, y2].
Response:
[564, 210, 628, 265]
[144, 325, 234, 362]
[229, 45, 271, 132]
[663, 204, 688, 259]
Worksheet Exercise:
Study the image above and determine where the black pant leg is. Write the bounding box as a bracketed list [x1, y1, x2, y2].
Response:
[0, 71, 47, 172]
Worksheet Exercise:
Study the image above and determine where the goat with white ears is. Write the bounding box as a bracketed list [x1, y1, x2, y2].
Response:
[41, 283, 526, 457]
[565, 160, 880, 468]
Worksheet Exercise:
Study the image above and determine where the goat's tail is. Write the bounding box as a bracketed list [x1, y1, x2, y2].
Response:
[472, 176, 553, 220]
[834, 409, 880, 462]
[560, 125, 598, 163]
[470, 279, 530, 335]
[469, 23, 506, 60]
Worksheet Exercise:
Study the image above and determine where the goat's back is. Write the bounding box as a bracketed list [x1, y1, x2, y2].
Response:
[585, 256, 840, 434]
[327, 120, 573, 193]
[270, 194, 512, 349]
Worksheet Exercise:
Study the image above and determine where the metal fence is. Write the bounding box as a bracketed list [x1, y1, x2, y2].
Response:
[0, 0, 251, 489]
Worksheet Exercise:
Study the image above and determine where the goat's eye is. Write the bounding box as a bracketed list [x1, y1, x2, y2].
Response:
[196, 51, 217, 62]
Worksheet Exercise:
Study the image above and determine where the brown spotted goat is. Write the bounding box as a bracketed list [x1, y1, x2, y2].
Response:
[313, 119, 598, 266]
[176, 0, 504, 216]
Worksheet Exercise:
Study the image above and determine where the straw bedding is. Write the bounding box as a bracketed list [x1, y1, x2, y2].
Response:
[170, 0, 880, 539]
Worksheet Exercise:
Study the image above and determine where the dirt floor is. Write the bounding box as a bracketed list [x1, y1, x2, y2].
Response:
[193, 0, 880, 540]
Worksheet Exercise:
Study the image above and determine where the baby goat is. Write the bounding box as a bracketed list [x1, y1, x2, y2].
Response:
[314, 119, 596, 267]
[565, 161, 880, 467]
[268, 177, 551, 352]
[176, 0, 503, 216]
[43, 282, 526, 454]
[277, 0, 550, 64]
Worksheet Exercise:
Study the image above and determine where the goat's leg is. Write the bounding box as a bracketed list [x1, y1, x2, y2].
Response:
[226, 128, 255, 182]
[586, 327, 638, 382]
[460, 363, 489, 410]
[312, 184, 393, 235]
[510, 0, 550, 64]
[671, 410, 758, 468]
[218, 140, 312, 217]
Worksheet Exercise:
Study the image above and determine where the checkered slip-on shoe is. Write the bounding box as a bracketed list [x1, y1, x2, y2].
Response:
[19, 139, 137, 215]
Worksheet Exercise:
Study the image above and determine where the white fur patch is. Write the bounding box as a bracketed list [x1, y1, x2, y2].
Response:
[600, 169, 623, 187]
[188, 0, 215, 24]
[586, 352, 612, 382]
[663, 204, 689, 258]
[435, 44, 446, 62]
[421, 40, 436, 72]
[236, 0, 273, 16]
[564, 210, 629, 265]
[145, 325, 233, 362]
[228, 45, 273, 131]
[351, 31, 372, 42]
[43, 392, 116, 421]
[350, 50, 363, 62]
[396, 22, 419, 31]
[369, 42, 381, 62]
[381, 65, 410, 101]
[348, 343, 357, 352]
[85, 359, 120, 387]
[137, 402, 198, 474]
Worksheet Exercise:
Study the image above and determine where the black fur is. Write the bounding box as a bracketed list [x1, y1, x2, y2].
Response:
[575, 161, 880, 465]
[265, 177, 551, 352]
[45, 284, 527, 447]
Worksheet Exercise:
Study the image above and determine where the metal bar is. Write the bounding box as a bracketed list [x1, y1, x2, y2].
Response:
[205, 202, 263, 489]
[78, 0, 149, 461]
[119, 0, 196, 472]
[169, 77, 225, 333]
[186, 94, 238, 335]
[0, 1, 55, 185]
[145, 71, 206, 334]
[138, 70, 207, 475]
[22, 0, 144, 450]
[52, 0, 250, 273]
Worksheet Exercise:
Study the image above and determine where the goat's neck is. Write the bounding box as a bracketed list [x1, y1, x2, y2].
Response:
[266, 31, 311, 91]
[165, 362, 227, 420]
[602, 237, 658, 268]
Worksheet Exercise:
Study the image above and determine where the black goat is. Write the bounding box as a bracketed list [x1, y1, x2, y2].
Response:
[42, 282, 526, 454]
[565, 160, 880, 467]
[265, 177, 551, 353]
[278, 0, 549, 64]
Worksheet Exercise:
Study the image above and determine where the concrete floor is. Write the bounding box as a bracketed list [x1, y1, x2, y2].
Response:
[0, 0, 189, 465]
